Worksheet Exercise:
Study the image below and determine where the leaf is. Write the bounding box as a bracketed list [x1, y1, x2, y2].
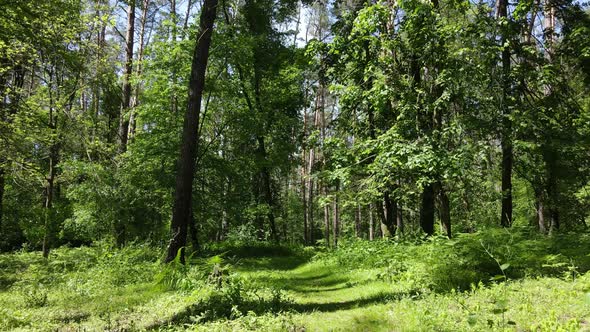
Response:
[500, 263, 510, 271]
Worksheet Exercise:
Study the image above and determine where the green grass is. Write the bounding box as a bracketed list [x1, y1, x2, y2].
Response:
[2, 229, 590, 331]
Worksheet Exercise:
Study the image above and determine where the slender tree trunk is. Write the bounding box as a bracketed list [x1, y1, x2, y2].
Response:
[355, 205, 362, 238]
[0, 166, 4, 231]
[420, 183, 435, 236]
[165, 0, 218, 263]
[369, 204, 374, 240]
[118, 0, 135, 153]
[0, 74, 5, 231]
[258, 136, 278, 242]
[43, 133, 59, 258]
[535, 186, 547, 233]
[183, 0, 194, 32]
[396, 200, 403, 236]
[332, 182, 339, 247]
[499, 0, 513, 228]
[128, 0, 150, 142]
[323, 184, 330, 246]
[543, 0, 559, 234]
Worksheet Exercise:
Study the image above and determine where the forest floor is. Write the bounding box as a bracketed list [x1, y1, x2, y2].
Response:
[2, 230, 590, 331]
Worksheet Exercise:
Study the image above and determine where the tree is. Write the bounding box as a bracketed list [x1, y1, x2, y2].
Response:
[165, 0, 218, 264]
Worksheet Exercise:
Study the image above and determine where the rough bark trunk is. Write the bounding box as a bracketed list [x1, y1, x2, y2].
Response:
[499, 0, 513, 228]
[435, 181, 451, 238]
[420, 183, 435, 236]
[165, 0, 218, 263]
[118, 0, 135, 153]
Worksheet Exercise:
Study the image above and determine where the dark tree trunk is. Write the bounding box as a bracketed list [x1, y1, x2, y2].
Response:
[188, 207, 199, 252]
[323, 184, 330, 246]
[499, 0, 513, 228]
[435, 181, 451, 238]
[0, 167, 4, 231]
[420, 183, 435, 236]
[396, 201, 403, 236]
[118, 0, 135, 153]
[43, 142, 59, 258]
[165, 0, 218, 264]
[332, 182, 340, 247]
[545, 151, 559, 232]
[257, 136, 278, 242]
[368, 203, 374, 240]
[382, 191, 396, 236]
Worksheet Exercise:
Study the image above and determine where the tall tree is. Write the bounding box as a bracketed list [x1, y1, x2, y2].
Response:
[118, 0, 136, 153]
[165, 0, 219, 263]
[499, 0, 513, 227]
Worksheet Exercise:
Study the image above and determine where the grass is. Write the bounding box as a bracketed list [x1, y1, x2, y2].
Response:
[1, 229, 590, 331]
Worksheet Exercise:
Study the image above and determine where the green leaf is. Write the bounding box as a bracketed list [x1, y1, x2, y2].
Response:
[500, 263, 510, 271]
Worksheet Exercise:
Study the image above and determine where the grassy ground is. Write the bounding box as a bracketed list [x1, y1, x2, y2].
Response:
[2, 230, 590, 331]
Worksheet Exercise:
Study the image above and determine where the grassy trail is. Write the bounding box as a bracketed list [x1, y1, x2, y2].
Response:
[2, 235, 590, 331]
[194, 254, 590, 331]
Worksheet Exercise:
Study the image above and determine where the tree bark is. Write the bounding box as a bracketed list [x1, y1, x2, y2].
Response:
[332, 182, 340, 247]
[0, 167, 4, 231]
[543, 0, 559, 234]
[420, 183, 435, 236]
[535, 186, 547, 233]
[165, 0, 218, 264]
[368, 203, 374, 240]
[435, 181, 451, 238]
[323, 184, 330, 246]
[396, 200, 403, 236]
[128, 0, 150, 142]
[499, 0, 513, 228]
[355, 204, 362, 238]
[118, 0, 135, 153]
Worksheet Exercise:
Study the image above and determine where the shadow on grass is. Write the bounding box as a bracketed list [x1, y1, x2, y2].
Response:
[289, 291, 407, 313]
[234, 255, 310, 272]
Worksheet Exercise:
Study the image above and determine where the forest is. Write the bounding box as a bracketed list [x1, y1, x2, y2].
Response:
[1, 0, 590, 330]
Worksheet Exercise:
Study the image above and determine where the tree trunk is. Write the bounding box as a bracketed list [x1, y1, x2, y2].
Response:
[535, 186, 547, 233]
[543, 0, 559, 234]
[332, 182, 340, 247]
[499, 0, 513, 228]
[396, 200, 403, 236]
[368, 203, 374, 240]
[118, 0, 135, 153]
[435, 181, 451, 238]
[355, 204, 362, 238]
[381, 192, 396, 236]
[323, 184, 330, 246]
[165, 0, 218, 264]
[0, 166, 4, 231]
[420, 183, 435, 236]
[128, 0, 150, 142]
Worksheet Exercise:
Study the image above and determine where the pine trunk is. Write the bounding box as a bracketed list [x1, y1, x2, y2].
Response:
[165, 0, 218, 263]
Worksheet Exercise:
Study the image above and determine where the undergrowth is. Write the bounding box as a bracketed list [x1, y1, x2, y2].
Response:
[1, 227, 590, 331]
